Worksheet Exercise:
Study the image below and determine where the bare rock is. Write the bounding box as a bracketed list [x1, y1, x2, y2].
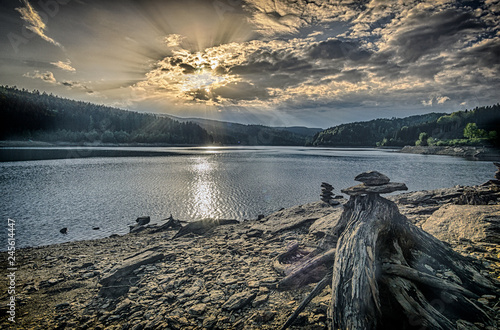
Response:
[354, 171, 390, 186]
[99, 250, 164, 297]
[422, 205, 500, 244]
[202, 315, 217, 329]
[136, 216, 150, 226]
[252, 294, 269, 307]
[251, 202, 333, 234]
[308, 206, 344, 238]
[188, 303, 207, 315]
[221, 291, 256, 311]
[173, 219, 239, 239]
[181, 278, 204, 297]
[341, 182, 408, 196]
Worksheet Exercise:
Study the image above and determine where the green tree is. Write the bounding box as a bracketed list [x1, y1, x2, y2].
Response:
[415, 132, 429, 146]
[464, 123, 487, 139]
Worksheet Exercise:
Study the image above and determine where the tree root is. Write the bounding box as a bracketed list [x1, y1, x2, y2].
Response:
[281, 271, 332, 330]
[277, 192, 499, 329]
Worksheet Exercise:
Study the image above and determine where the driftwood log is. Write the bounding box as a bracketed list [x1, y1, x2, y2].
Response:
[279, 172, 499, 329]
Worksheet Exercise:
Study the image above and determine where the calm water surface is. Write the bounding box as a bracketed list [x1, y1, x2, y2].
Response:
[0, 146, 495, 248]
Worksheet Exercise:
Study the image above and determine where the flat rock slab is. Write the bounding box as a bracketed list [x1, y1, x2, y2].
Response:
[422, 205, 500, 244]
[251, 201, 335, 234]
[354, 171, 390, 186]
[308, 206, 344, 237]
[100, 250, 164, 289]
[222, 291, 257, 311]
[391, 187, 464, 205]
[341, 182, 408, 196]
[173, 219, 239, 239]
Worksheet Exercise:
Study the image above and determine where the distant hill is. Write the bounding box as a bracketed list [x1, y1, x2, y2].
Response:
[0, 86, 212, 145]
[3, 86, 497, 148]
[0, 86, 315, 146]
[312, 105, 500, 147]
[312, 113, 445, 146]
[275, 126, 323, 137]
[166, 116, 318, 146]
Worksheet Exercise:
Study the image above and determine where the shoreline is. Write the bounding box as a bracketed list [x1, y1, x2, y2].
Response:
[1, 184, 499, 329]
[400, 145, 500, 161]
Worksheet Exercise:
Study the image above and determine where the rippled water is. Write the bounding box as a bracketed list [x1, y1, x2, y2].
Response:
[0, 146, 495, 249]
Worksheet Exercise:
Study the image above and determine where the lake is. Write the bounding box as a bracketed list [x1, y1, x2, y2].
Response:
[0, 146, 495, 249]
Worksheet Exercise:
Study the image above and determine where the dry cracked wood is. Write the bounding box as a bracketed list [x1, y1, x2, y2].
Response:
[280, 193, 499, 329]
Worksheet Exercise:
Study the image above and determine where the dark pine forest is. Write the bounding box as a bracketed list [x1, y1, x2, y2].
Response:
[1, 86, 499, 147]
[0, 86, 310, 146]
[311, 105, 500, 147]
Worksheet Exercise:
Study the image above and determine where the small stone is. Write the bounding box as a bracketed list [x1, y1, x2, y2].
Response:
[136, 216, 150, 226]
[202, 315, 217, 329]
[246, 229, 263, 238]
[261, 311, 276, 322]
[252, 294, 268, 307]
[222, 291, 256, 310]
[354, 171, 390, 186]
[184, 266, 196, 275]
[260, 277, 277, 284]
[247, 280, 260, 288]
[55, 302, 70, 310]
[47, 278, 61, 286]
[188, 303, 207, 315]
[477, 298, 489, 305]
[82, 272, 96, 279]
[182, 278, 204, 297]
[259, 287, 270, 294]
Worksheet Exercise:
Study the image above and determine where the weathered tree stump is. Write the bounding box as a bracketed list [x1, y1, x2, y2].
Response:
[280, 172, 499, 329]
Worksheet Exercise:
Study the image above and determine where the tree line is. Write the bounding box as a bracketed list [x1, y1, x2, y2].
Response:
[0, 86, 213, 144]
[3, 85, 498, 148]
[0, 86, 308, 146]
[312, 105, 500, 147]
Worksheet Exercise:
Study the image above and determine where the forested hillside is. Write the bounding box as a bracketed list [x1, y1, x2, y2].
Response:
[312, 113, 445, 146]
[168, 116, 318, 146]
[3, 85, 498, 148]
[0, 86, 308, 146]
[0, 86, 212, 144]
[312, 105, 500, 147]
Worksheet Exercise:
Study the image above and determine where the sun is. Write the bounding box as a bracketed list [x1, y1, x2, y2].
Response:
[181, 68, 230, 93]
[135, 45, 242, 103]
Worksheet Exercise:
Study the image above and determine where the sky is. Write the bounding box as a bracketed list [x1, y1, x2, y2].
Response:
[0, 0, 499, 128]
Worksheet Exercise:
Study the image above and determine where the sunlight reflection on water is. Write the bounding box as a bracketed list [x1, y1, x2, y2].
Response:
[0, 146, 495, 249]
[192, 157, 217, 219]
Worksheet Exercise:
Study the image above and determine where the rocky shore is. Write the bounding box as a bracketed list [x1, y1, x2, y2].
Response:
[1, 179, 500, 329]
[400, 145, 500, 161]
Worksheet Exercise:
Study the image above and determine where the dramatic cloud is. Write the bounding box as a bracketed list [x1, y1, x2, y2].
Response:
[15, 0, 63, 48]
[243, 0, 363, 36]
[51, 60, 76, 72]
[24, 70, 57, 83]
[1, 0, 499, 126]
[24, 70, 93, 94]
[60, 81, 93, 94]
[164, 34, 185, 48]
